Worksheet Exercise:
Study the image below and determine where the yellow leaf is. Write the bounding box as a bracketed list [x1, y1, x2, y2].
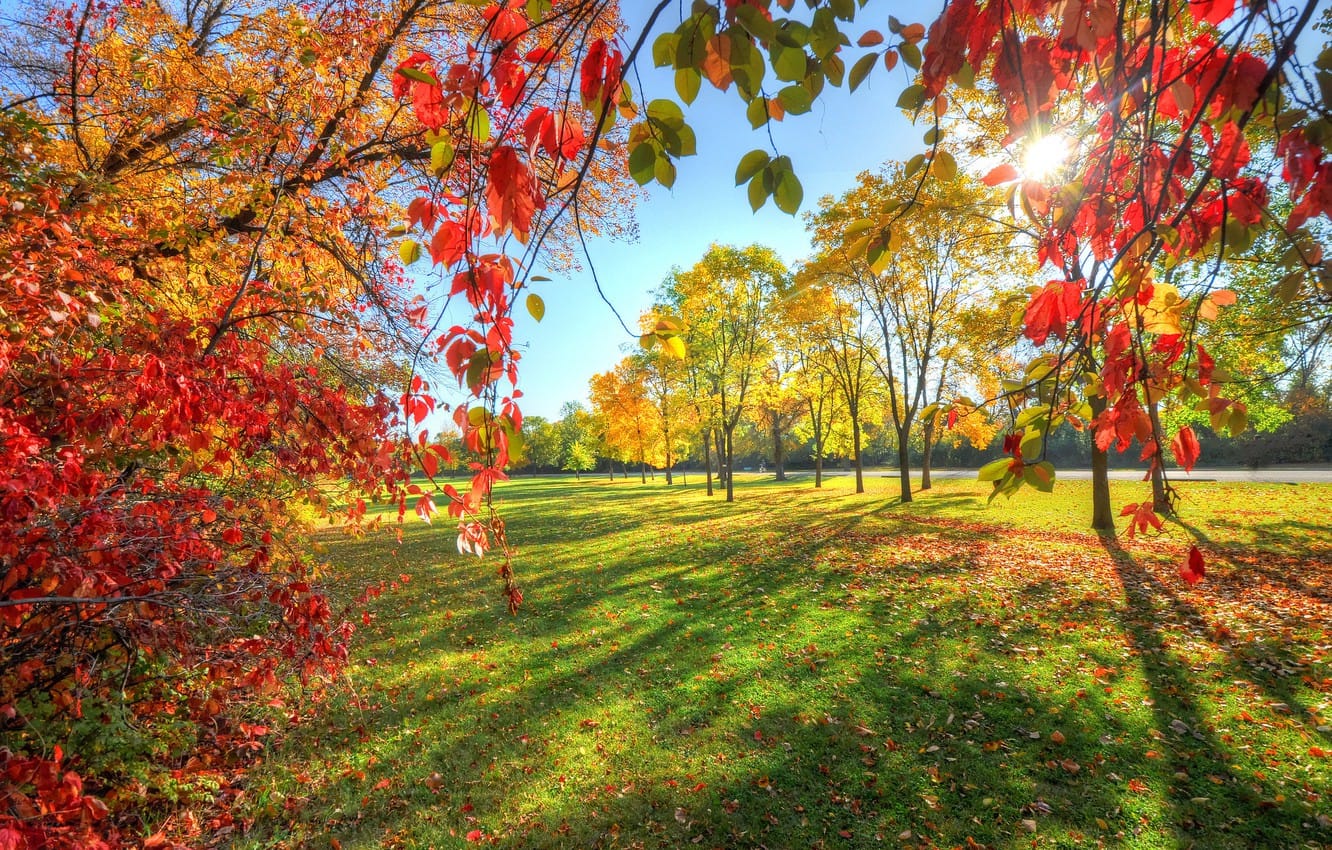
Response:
[662, 334, 687, 359]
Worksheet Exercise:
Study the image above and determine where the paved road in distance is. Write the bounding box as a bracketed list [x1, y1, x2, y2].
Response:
[784, 466, 1332, 484]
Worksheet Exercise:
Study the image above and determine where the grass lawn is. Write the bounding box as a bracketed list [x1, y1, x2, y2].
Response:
[230, 474, 1332, 849]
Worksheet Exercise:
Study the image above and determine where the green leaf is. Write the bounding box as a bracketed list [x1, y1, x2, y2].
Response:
[897, 41, 922, 70]
[399, 240, 421, 266]
[830, 0, 855, 21]
[465, 350, 493, 389]
[778, 85, 813, 115]
[1014, 406, 1046, 429]
[467, 106, 491, 143]
[734, 6, 774, 41]
[823, 54, 846, 87]
[396, 66, 437, 84]
[653, 32, 679, 67]
[675, 68, 701, 104]
[849, 52, 876, 92]
[1019, 428, 1043, 459]
[430, 139, 455, 174]
[895, 83, 925, 112]
[951, 61, 976, 89]
[654, 154, 677, 188]
[731, 35, 767, 99]
[866, 227, 892, 274]
[646, 98, 685, 128]
[746, 96, 768, 129]
[842, 217, 875, 239]
[776, 21, 810, 48]
[773, 169, 803, 214]
[299, 47, 318, 67]
[747, 173, 768, 212]
[977, 458, 1012, 482]
[933, 149, 957, 181]
[923, 127, 941, 145]
[628, 142, 657, 185]
[904, 152, 926, 178]
[526, 292, 545, 322]
[735, 149, 770, 185]
[809, 8, 842, 59]
[1023, 461, 1056, 492]
[525, 0, 552, 22]
[772, 45, 807, 82]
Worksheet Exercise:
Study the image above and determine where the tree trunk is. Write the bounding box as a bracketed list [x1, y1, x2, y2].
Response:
[852, 415, 863, 495]
[703, 430, 713, 497]
[896, 428, 912, 503]
[1147, 401, 1173, 515]
[1089, 395, 1115, 533]
[771, 419, 787, 481]
[665, 447, 674, 485]
[640, 459, 646, 484]
[920, 413, 936, 491]
[724, 425, 736, 503]
[714, 430, 727, 488]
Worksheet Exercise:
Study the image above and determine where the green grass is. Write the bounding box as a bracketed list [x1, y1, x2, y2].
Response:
[230, 474, 1332, 849]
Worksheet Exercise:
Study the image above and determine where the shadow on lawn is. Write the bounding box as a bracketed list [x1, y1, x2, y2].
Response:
[240, 566, 1131, 849]
[235, 483, 1328, 849]
[1098, 537, 1327, 847]
[1175, 515, 1332, 605]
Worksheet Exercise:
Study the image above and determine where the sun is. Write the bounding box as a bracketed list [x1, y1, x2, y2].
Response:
[1022, 133, 1072, 181]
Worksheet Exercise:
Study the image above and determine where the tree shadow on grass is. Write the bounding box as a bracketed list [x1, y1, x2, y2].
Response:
[1097, 536, 1329, 847]
[1175, 514, 1332, 605]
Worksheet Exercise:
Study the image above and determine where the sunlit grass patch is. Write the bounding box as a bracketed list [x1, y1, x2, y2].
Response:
[230, 476, 1332, 849]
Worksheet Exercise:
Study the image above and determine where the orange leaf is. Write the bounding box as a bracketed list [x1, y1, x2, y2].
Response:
[858, 30, 884, 47]
[983, 163, 1020, 186]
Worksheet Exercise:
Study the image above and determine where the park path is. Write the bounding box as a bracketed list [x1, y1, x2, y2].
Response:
[795, 465, 1332, 484]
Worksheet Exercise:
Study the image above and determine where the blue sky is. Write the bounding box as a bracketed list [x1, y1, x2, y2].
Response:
[506, 2, 936, 420]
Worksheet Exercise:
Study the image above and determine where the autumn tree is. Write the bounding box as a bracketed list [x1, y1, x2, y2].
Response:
[748, 333, 806, 481]
[638, 341, 694, 485]
[663, 244, 786, 502]
[904, 0, 1327, 555]
[590, 357, 662, 482]
[786, 294, 846, 489]
[809, 167, 1018, 502]
[0, 0, 643, 838]
[789, 266, 878, 492]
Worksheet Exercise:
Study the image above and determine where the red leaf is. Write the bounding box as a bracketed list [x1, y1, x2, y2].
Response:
[1170, 426, 1200, 473]
[1191, 0, 1235, 27]
[946, 408, 959, 429]
[1180, 544, 1206, 586]
[466, 829, 485, 842]
[982, 163, 1019, 186]
[1022, 280, 1083, 345]
[486, 146, 545, 239]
